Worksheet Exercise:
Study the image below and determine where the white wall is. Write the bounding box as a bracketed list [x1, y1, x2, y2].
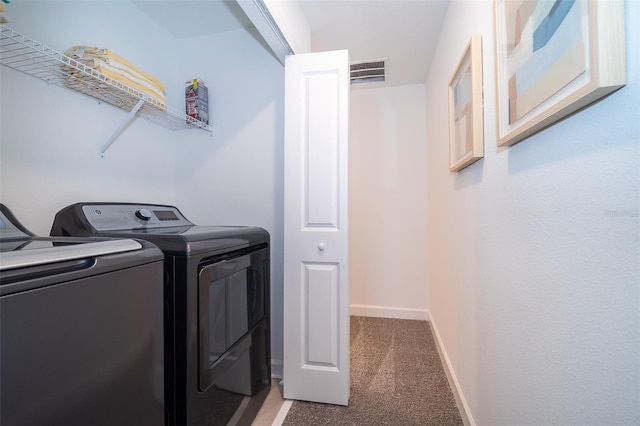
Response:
[349, 84, 429, 320]
[0, 1, 181, 234]
[426, 1, 639, 425]
[172, 28, 285, 370]
[0, 1, 286, 373]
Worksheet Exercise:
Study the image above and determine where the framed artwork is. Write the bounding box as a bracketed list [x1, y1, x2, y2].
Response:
[494, 0, 626, 147]
[449, 34, 484, 172]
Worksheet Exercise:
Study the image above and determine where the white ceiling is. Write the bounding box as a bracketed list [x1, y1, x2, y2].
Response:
[133, 0, 449, 87]
[299, 0, 449, 87]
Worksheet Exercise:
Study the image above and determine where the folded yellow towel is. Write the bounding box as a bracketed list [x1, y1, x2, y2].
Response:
[103, 49, 166, 91]
[0, 3, 8, 23]
[63, 45, 167, 105]
[67, 45, 166, 90]
[69, 58, 165, 101]
[99, 67, 166, 103]
[64, 70, 167, 113]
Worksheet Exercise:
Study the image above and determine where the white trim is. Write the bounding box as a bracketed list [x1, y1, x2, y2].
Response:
[262, 0, 310, 55]
[350, 304, 428, 321]
[271, 399, 293, 426]
[427, 310, 476, 426]
[236, 0, 293, 65]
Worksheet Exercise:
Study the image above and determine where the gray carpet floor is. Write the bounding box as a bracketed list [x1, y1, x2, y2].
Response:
[282, 316, 463, 426]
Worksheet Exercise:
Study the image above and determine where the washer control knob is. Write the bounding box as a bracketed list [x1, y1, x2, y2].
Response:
[318, 242, 326, 251]
[135, 208, 153, 221]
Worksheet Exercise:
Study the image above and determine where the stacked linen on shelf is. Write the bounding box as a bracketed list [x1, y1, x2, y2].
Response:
[64, 45, 166, 105]
[0, 2, 9, 24]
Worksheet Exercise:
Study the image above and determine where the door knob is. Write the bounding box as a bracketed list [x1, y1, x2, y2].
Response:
[318, 242, 326, 250]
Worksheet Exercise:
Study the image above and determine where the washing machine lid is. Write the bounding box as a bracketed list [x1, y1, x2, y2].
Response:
[0, 204, 143, 271]
[0, 238, 143, 271]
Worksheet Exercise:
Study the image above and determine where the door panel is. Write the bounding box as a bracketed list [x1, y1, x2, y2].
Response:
[305, 71, 340, 229]
[283, 49, 350, 406]
[303, 262, 339, 369]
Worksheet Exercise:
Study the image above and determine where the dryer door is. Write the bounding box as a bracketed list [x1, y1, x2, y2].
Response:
[197, 247, 268, 393]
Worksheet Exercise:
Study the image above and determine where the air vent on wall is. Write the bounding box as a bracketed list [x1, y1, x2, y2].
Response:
[350, 59, 386, 85]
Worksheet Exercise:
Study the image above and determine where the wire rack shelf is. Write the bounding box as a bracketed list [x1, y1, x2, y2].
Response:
[0, 25, 213, 135]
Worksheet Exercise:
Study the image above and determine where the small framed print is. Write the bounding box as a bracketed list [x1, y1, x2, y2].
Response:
[494, 0, 626, 147]
[449, 34, 484, 172]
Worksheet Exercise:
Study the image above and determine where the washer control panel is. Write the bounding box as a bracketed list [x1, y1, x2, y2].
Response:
[0, 208, 29, 240]
[81, 204, 192, 231]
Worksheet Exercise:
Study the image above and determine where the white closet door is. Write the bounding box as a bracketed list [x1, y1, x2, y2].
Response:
[283, 49, 350, 406]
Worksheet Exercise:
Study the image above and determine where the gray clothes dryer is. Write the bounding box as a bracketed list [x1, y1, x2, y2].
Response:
[50, 202, 271, 426]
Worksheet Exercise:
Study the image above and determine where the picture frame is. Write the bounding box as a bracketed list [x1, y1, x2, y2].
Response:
[494, 0, 626, 147]
[449, 34, 484, 172]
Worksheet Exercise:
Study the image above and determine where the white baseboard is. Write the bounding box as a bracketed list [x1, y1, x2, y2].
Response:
[271, 359, 283, 380]
[272, 399, 293, 426]
[427, 310, 476, 426]
[350, 304, 428, 320]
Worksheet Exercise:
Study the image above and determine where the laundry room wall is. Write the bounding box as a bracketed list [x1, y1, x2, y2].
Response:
[0, 1, 181, 234]
[172, 27, 285, 374]
[349, 83, 429, 319]
[1, 1, 287, 374]
[425, 1, 639, 424]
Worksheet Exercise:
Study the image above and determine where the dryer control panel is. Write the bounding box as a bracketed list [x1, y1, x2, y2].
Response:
[80, 203, 193, 231]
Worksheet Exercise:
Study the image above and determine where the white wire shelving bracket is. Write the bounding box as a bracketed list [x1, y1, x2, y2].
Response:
[0, 25, 213, 156]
